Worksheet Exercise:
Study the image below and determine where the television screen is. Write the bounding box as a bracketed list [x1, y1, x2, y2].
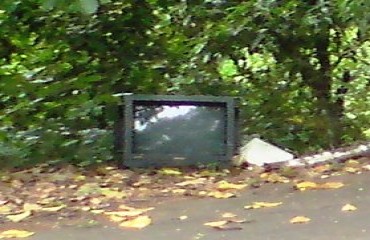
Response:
[117, 94, 238, 168]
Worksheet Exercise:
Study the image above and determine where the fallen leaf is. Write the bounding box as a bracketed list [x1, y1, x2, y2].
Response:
[343, 167, 359, 173]
[101, 188, 126, 199]
[90, 209, 104, 214]
[295, 181, 318, 191]
[216, 181, 247, 190]
[244, 201, 282, 209]
[213, 225, 243, 231]
[41, 205, 66, 212]
[120, 215, 151, 229]
[23, 203, 41, 212]
[158, 168, 182, 176]
[362, 164, 370, 171]
[105, 210, 144, 218]
[108, 215, 126, 223]
[295, 181, 344, 191]
[204, 220, 228, 227]
[6, 211, 32, 223]
[207, 191, 235, 199]
[171, 189, 186, 194]
[105, 207, 154, 218]
[221, 212, 237, 218]
[319, 182, 344, 189]
[175, 178, 206, 186]
[341, 204, 357, 211]
[260, 173, 290, 183]
[0, 205, 14, 215]
[178, 215, 188, 220]
[313, 164, 331, 173]
[227, 218, 248, 223]
[290, 216, 311, 224]
[0, 229, 34, 238]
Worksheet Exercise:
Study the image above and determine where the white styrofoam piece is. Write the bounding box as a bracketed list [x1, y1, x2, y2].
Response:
[239, 138, 294, 166]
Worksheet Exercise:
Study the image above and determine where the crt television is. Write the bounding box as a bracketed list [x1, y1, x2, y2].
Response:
[116, 94, 238, 168]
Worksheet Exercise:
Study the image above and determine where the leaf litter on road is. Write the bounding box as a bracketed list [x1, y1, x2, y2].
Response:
[0, 229, 35, 239]
[244, 201, 282, 209]
[290, 216, 311, 224]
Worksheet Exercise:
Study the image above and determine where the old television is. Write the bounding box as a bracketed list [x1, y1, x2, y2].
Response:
[116, 94, 238, 168]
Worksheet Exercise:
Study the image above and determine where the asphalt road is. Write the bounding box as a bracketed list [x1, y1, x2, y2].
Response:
[30, 171, 370, 240]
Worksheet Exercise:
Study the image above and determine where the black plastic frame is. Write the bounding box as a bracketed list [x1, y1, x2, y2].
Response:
[117, 94, 238, 168]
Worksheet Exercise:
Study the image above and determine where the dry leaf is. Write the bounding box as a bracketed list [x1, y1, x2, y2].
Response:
[23, 203, 41, 212]
[207, 191, 235, 199]
[204, 220, 228, 227]
[0, 229, 34, 238]
[6, 211, 32, 223]
[290, 216, 311, 224]
[105, 207, 153, 218]
[362, 164, 370, 171]
[178, 215, 188, 220]
[41, 205, 66, 212]
[222, 212, 237, 218]
[213, 225, 243, 231]
[313, 164, 331, 173]
[175, 178, 206, 186]
[158, 168, 182, 175]
[108, 215, 126, 223]
[244, 201, 282, 209]
[171, 189, 186, 194]
[101, 188, 126, 199]
[295, 181, 318, 191]
[0, 205, 14, 215]
[216, 181, 247, 190]
[120, 215, 151, 229]
[341, 204, 357, 211]
[319, 182, 344, 189]
[260, 173, 289, 183]
[343, 167, 359, 173]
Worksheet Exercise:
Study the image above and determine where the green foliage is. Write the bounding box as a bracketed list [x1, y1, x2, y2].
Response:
[0, 0, 370, 168]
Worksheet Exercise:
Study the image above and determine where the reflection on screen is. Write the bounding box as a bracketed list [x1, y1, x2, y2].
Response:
[133, 104, 226, 156]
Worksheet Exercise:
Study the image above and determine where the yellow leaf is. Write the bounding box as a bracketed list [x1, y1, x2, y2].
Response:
[105, 207, 153, 218]
[41, 205, 66, 212]
[207, 191, 235, 199]
[319, 182, 344, 189]
[204, 220, 228, 227]
[313, 164, 331, 173]
[105, 210, 144, 217]
[221, 212, 237, 218]
[101, 188, 126, 199]
[0, 205, 13, 215]
[0, 229, 34, 238]
[290, 216, 311, 224]
[74, 175, 86, 181]
[216, 181, 247, 190]
[90, 209, 104, 214]
[175, 178, 206, 186]
[6, 211, 32, 223]
[343, 167, 359, 173]
[23, 203, 41, 212]
[244, 201, 282, 209]
[120, 215, 151, 229]
[158, 168, 182, 176]
[295, 181, 318, 191]
[260, 173, 289, 183]
[108, 215, 126, 223]
[341, 204, 357, 212]
[296, 181, 344, 191]
[171, 189, 186, 194]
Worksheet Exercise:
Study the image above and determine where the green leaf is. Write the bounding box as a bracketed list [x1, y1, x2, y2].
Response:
[79, 0, 99, 14]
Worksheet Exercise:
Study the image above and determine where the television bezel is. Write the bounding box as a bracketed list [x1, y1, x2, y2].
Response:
[118, 94, 238, 168]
